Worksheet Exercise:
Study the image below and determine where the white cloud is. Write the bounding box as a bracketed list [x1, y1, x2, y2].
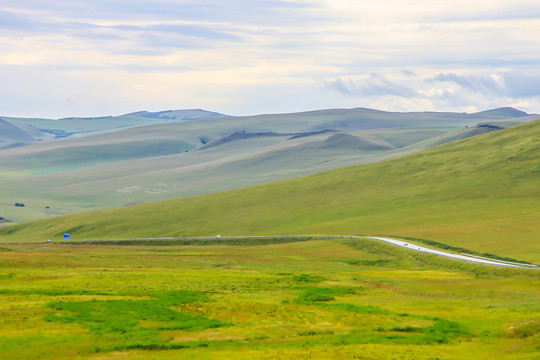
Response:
[322, 69, 540, 114]
[0, 0, 539, 117]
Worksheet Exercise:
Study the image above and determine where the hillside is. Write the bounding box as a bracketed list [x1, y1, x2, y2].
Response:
[0, 107, 534, 223]
[2, 120, 538, 262]
[0, 118, 54, 146]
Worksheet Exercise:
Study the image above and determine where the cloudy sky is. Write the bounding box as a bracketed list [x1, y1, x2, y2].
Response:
[1, 0, 539, 118]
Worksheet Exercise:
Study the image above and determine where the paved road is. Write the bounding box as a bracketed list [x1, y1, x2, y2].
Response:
[79, 234, 537, 269]
[358, 236, 536, 268]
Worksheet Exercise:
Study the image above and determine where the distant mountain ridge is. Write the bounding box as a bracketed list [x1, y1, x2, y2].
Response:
[59, 109, 227, 121]
[124, 109, 228, 120]
[0, 109, 228, 145]
[470, 107, 529, 118]
[0, 106, 534, 146]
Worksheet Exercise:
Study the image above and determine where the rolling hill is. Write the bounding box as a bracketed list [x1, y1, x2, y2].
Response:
[0, 107, 535, 223]
[0, 118, 55, 146]
[1, 119, 538, 262]
[0, 109, 228, 145]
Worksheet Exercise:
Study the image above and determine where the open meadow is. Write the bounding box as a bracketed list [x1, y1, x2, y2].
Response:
[1, 118, 538, 359]
[0, 237, 539, 359]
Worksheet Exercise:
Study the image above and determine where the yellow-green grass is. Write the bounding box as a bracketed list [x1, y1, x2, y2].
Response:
[2, 120, 538, 262]
[0, 239, 538, 359]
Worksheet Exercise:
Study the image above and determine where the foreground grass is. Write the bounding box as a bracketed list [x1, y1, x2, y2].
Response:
[0, 238, 539, 359]
[1, 120, 539, 262]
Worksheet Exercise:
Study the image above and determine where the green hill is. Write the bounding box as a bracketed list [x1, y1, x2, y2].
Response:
[1, 107, 535, 223]
[1, 120, 538, 262]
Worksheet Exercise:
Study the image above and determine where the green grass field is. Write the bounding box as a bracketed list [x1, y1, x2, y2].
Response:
[0, 238, 538, 359]
[2, 120, 538, 263]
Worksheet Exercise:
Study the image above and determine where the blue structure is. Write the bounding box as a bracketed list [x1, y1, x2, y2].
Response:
[63, 233, 70, 240]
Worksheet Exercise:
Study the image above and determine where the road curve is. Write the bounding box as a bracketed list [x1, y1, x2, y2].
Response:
[359, 236, 534, 268]
[78, 234, 537, 269]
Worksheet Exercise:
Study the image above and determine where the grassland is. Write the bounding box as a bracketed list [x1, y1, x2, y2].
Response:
[2, 120, 538, 263]
[0, 107, 534, 223]
[1, 114, 537, 359]
[0, 238, 538, 359]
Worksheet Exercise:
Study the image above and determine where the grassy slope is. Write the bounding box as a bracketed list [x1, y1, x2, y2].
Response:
[1, 120, 538, 262]
[0, 119, 528, 223]
[0, 129, 448, 207]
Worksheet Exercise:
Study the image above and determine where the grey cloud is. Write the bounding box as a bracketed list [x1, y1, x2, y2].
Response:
[325, 71, 540, 113]
[363, 74, 416, 97]
[0, 8, 245, 50]
[325, 74, 417, 97]
[0, 9, 54, 32]
[0, 9, 108, 37]
[396, 70, 417, 77]
[128, 23, 243, 42]
[430, 73, 497, 95]
[428, 57, 540, 68]
[1, 0, 320, 25]
[427, 6, 540, 23]
[136, 33, 208, 50]
[120, 24, 244, 51]
[76, 23, 244, 49]
[430, 71, 540, 98]
[325, 78, 355, 95]
[501, 71, 540, 97]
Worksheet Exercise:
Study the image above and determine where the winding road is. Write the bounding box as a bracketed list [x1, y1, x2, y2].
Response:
[360, 236, 536, 268]
[79, 234, 537, 269]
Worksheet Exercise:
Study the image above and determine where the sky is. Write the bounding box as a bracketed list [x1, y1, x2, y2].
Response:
[1, 0, 539, 118]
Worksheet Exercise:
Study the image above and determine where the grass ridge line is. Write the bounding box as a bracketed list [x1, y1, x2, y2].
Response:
[66, 236, 316, 246]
